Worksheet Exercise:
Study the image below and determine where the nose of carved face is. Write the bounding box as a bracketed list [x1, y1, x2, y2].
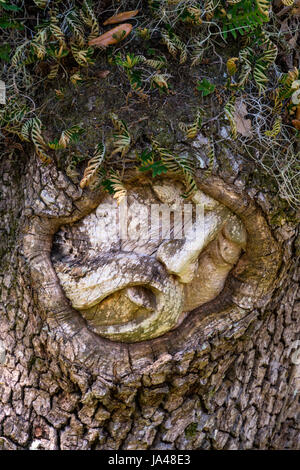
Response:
[156, 207, 231, 283]
[52, 181, 246, 343]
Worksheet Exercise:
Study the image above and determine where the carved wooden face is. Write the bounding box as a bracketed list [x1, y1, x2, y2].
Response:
[51, 179, 246, 342]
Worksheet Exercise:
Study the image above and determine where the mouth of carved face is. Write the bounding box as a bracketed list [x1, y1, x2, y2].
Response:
[80, 285, 171, 334]
[53, 251, 185, 342]
[81, 283, 194, 341]
[52, 178, 246, 342]
[90, 286, 158, 326]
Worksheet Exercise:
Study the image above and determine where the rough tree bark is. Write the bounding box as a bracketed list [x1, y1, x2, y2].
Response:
[0, 22, 299, 450]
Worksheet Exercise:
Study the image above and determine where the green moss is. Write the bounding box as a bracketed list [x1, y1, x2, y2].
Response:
[185, 422, 198, 439]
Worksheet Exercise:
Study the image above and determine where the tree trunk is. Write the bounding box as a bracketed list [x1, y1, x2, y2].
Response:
[1, 143, 299, 450]
[1, 8, 299, 450]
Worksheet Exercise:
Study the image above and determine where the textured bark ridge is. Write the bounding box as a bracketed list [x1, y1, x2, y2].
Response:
[0, 145, 299, 450]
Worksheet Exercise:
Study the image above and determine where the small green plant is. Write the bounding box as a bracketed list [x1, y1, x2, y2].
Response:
[185, 423, 198, 439]
[138, 149, 168, 177]
[196, 79, 216, 97]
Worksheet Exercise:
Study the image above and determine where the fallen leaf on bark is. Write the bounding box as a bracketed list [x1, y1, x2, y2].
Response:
[103, 10, 139, 25]
[234, 99, 253, 137]
[89, 24, 132, 47]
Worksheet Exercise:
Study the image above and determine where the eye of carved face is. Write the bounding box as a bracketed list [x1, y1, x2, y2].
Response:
[51, 178, 246, 342]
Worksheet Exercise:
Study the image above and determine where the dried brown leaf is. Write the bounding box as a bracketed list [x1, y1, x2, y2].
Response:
[88, 24, 132, 47]
[103, 10, 139, 25]
[234, 99, 253, 137]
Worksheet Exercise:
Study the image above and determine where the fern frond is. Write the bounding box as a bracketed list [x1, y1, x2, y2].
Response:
[47, 63, 59, 80]
[278, 68, 299, 101]
[109, 171, 127, 205]
[70, 73, 83, 85]
[272, 89, 283, 115]
[180, 108, 202, 140]
[80, 142, 106, 188]
[182, 172, 197, 199]
[260, 36, 277, 65]
[11, 42, 28, 67]
[58, 125, 84, 148]
[238, 47, 252, 87]
[145, 58, 165, 70]
[71, 44, 91, 66]
[152, 141, 197, 198]
[109, 113, 128, 132]
[31, 118, 51, 164]
[171, 33, 187, 64]
[49, 19, 66, 46]
[186, 7, 202, 25]
[81, 0, 99, 41]
[151, 74, 169, 90]
[255, 0, 271, 18]
[191, 40, 203, 67]
[31, 28, 48, 59]
[111, 130, 131, 157]
[66, 10, 86, 48]
[272, 69, 299, 113]
[206, 137, 215, 175]
[265, 116, 281, 138]
[161, 30, 177, 58]
[31, 42, 46, 60]
[224, 96, 237, 139]
[21, 119, 35, 142]
[253, 59, 268, 95]
[205, 0, 216, 20]
[281, 0, 294, 4]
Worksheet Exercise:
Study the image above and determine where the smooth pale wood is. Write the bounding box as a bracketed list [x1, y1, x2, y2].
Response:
[103, 10, 139, 25]
[88, 24, 133, 47]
